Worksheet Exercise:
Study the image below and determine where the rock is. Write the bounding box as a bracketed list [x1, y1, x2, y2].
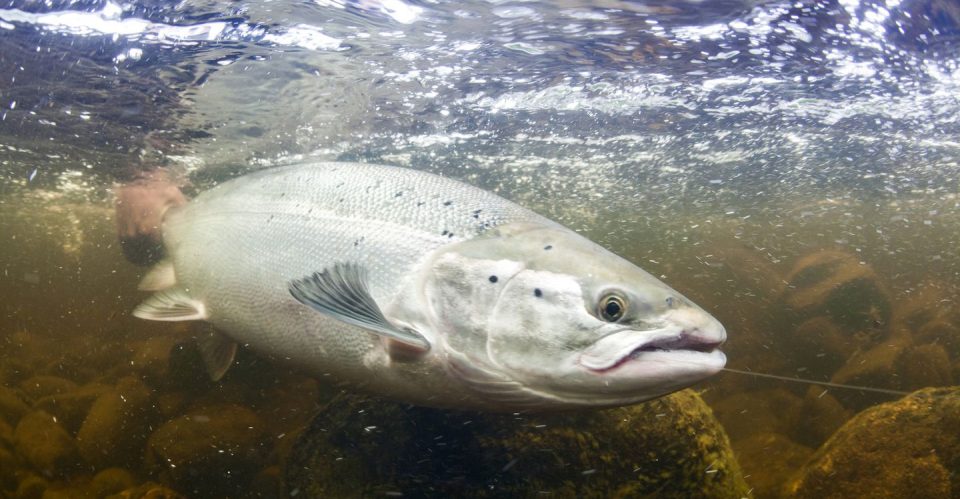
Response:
[285, 390, 749, 498]
[0, 446, 20, 492]
[90, 468, 137, 497]
[14, 473, 48, 499]
[250, 465, 282, 498]
[128, 336, 184, 386]
[0, 417, 13, 448]
[17, 376, 78, 402]
[781, 250, 892, 335]
[33, 383, 111, 435]
[145, 404, 266, 496]
[13, 411, 78, 476]
[709, 388, 803, 442]
[40, 483, 95, 499]
[787, 387, 960, 498]
[779, 250, 894, 385]
[897, 343, 953, 389]
[0, 385, 31, 426]
[105, 482, 186, 499]
[734, 432, 814, 499]
[796, 386, 851, 447]
[76, 377, 155, 469]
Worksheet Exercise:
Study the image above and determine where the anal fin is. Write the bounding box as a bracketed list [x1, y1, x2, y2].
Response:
[196, 325, 238, 382]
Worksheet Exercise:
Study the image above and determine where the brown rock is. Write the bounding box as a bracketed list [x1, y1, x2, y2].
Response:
[797, 386, 852, 447]
[0, 385, 31, 426]
[787, 387, 960, 498]
[105, 482, 185, 499]
[145, 404, 266, 496]
[286, 390, 749, 498]
[897, 343, 953, 389]
[14, 473, 48, 499]
[710, 388, 803, 441]
[90, 468, 137, 498]
[33, 383, 111, 435]
[76, 377, 155, 469]
[17, 376, 78, 402]
[0, 417, 13, 448]
[13, 411, 78, 476]
[0, 446, 20, 491]
[734, 432, 814, 499]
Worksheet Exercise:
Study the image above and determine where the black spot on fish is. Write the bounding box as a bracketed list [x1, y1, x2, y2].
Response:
[417, 201, 425, 207]
[472, 209, 482, 219]
[489, 275, 498, 283]
[534, 288, 543, 298]
[448, 232, 454, 238]
[544, 245, 553, 250]
[442, 229, 449, 236]
[353, 237, 365, 247]
[339, 198, 344, 203]
[395, 191, 403, 197]
[443, 200, 453, 206]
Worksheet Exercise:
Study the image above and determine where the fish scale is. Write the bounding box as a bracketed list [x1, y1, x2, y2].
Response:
[161, 162, 550, 394]
[136, 161, 727, 411]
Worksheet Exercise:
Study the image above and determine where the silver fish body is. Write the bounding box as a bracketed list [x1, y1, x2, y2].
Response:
[135, 162, 726, 411]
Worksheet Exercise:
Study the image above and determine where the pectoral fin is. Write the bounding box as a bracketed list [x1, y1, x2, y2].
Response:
[133, 289, 207, 321]
[288, 262, 430, 352]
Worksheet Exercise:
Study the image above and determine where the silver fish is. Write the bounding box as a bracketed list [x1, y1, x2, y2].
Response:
[134, 162, 726, 411]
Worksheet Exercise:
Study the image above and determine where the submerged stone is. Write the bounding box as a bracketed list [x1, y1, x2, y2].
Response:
[12, 410, 78, 476]
[33, 382, 111, 435]
[0, 386, 31, 426]
[105, 482, 186, 499]
[76, 377, 156, 469]
[285, 390, 748, 498]
[17, 376, 78, 402]
[90, 468, 137, 497]
[145, 404, 266, 496]
[787, 387, 960, 498]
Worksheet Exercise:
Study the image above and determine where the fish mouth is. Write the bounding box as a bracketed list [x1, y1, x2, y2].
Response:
[579, 329, 725, 373]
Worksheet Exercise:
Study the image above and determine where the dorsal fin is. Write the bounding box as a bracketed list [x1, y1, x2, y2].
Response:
[288, 262, 430, 352]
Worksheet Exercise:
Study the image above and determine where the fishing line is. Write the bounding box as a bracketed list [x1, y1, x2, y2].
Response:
[651, 356, 911, 396]
[717, 367, 910, 396]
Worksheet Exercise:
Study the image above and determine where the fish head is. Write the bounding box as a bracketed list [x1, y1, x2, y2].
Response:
[424, 222, 726, 409]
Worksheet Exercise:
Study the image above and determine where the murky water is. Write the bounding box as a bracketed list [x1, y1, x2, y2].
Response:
[1, 0, 958, 497]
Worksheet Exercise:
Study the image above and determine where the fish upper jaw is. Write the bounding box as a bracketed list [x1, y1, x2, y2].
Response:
[578, 313, 727, 373]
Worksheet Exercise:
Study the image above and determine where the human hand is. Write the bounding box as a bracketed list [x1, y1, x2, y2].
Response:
[115, 171, 187, 266]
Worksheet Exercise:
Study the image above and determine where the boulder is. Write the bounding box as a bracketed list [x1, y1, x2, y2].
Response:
[787, 387, 960, 498]
[285, 390, 749, 498]
[734, 432, 813, 499]
[0, 385, 31, 426]
[90, 468, 137, 497]
[145, 404, 266, 496]
[75, 377, 155, 469]
[33, 383, 111, 435]
[17, 376, 78, 402]
[12, 411, 78, 476]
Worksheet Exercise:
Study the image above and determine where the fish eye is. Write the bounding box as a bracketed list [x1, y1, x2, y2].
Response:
[597, 292, 627, 322]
